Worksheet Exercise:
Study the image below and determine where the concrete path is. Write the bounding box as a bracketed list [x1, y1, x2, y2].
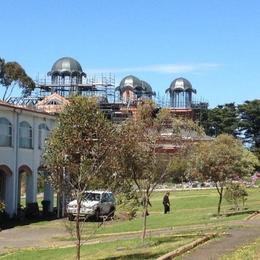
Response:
[0, 220, 69, 254]
[181, 214, 260, 260]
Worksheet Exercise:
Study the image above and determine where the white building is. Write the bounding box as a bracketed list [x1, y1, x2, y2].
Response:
[0, 100, 56, 217]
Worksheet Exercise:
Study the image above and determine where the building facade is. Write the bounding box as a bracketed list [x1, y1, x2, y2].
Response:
[0, 57, 208, 218]
[0, 101, 56, 216]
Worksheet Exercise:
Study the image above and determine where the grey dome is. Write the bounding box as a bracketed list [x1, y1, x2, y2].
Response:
[166, 77, 196, 93]
[141, 80, 154, 95]
[116, 75, 155, 96]
[118, 75, 142, 90]
[48, 57, 86, 77]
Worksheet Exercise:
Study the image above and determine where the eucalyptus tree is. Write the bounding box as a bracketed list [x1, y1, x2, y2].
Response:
[43, 96, 117, 260]
[0, 58, 35, 100]
[115, 102, 203, 242]
[187, 134, 259, 215]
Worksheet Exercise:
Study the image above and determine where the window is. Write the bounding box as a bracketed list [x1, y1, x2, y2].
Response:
[84, 192, 101, 201]
[101, 193, 109, 202]
[108, 193, 115, 203]
[38, 123, 49, 149]
[19, 121, 33, 149]
[47, 99, 61, 105]
[0, 118, 12, 147]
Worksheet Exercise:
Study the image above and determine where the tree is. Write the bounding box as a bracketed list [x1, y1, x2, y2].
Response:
[201, 103, 239, 137]
[0, 58, 35, 100]
[187, 134, 259, 215]
[167, 148, 190, 184]
[224, 182, 248, 211]
[43, 96, 116, 260]
[115, 102, 202, 242]
[238, 100, 260, 150]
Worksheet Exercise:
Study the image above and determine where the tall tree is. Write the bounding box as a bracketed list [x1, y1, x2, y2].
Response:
[201, 103, 239, 137]
[0, 58, 35, 100]
[43, 96, 116, 260]
[187, 134, 259, 215]
[115, 102, 202, 242]
[238, 100, 260, 150]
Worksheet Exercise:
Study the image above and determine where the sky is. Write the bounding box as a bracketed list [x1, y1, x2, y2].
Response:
[0, 0, 260, 107]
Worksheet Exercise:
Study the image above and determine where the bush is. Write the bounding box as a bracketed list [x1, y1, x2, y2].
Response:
[25, 202, 40, 218]
[224, 182, 248, 211]
[116, 192, 139, 220]
[41, 200, 51, 216]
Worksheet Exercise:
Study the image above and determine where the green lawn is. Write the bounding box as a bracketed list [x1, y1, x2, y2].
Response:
[83, 188, 260, 236]
[30, 188, 260, 237]
[2, 188, 259, 260]
[0, 235, 198, 260]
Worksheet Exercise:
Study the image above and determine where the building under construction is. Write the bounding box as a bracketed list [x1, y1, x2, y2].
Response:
[0, 57, 209, 217]
[7, 57, 208, 122]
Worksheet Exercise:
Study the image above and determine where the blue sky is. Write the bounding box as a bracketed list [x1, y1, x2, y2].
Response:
[1, 0, 260, 107]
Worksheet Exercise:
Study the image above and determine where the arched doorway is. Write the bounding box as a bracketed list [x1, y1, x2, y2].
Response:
[18, 165, 33, 208]
[37, 166, 53, 214]
[0, 165, 12, 213]
[0, 170, 6, 202]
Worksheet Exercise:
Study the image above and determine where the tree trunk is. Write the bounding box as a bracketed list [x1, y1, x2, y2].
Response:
[57, 192, 60, 218]
[142, 193, 148, 243]
[2, 87, 8, 101]
[76, 195, 81, 260]
[217, 186, 223, 216]
[62, 191, 65, 217]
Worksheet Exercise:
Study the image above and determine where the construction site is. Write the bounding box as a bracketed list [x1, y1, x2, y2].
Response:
[6, 57, 208, 122]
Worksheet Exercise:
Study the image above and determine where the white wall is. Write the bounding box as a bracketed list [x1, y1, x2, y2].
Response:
[0, 105, 56, 216]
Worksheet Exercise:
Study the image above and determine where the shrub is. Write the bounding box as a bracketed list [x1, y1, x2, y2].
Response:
[25, 202, 40, 218]
[224, 182, 248, 211]
[116, 192, 139, 220]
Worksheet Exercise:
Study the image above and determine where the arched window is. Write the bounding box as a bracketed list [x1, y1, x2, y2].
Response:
[47, 99, 61, 105]
[38, 123, 49, 149]
[0, 118, 12, 147]
[19, 121, 33, 149]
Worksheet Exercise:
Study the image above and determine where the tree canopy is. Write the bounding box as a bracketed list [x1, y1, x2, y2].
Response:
[43, 96, 117, 259]
[114, 101, 203, 241]
[201, 103, 239, 137]
[0, 58, 35, 100]
[238, 99, 260, 149]
[186, 134, 259, 214]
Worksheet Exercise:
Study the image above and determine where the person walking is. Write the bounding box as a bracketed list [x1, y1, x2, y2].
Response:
[163, 192, 170, 214]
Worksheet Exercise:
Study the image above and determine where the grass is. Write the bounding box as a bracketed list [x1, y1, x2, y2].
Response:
[0, 235, 197, 260]
[221, 238, 260, 260]
[20, 194, 57, 210]
[24, 188, 260, 237]
[1, 188, 259, 259]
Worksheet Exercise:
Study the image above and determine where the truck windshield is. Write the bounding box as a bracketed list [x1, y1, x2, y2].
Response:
[84, 192, 100, 201]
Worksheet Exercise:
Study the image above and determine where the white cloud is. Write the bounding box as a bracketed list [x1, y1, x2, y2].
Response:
[86, 63, 221, 74]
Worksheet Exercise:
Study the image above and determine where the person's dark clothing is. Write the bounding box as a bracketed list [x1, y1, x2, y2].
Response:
[163, 194, 170, 214]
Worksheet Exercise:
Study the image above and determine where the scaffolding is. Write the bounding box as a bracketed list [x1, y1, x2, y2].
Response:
[33, 73, 116, 102]
[6, 73, 116, 107]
